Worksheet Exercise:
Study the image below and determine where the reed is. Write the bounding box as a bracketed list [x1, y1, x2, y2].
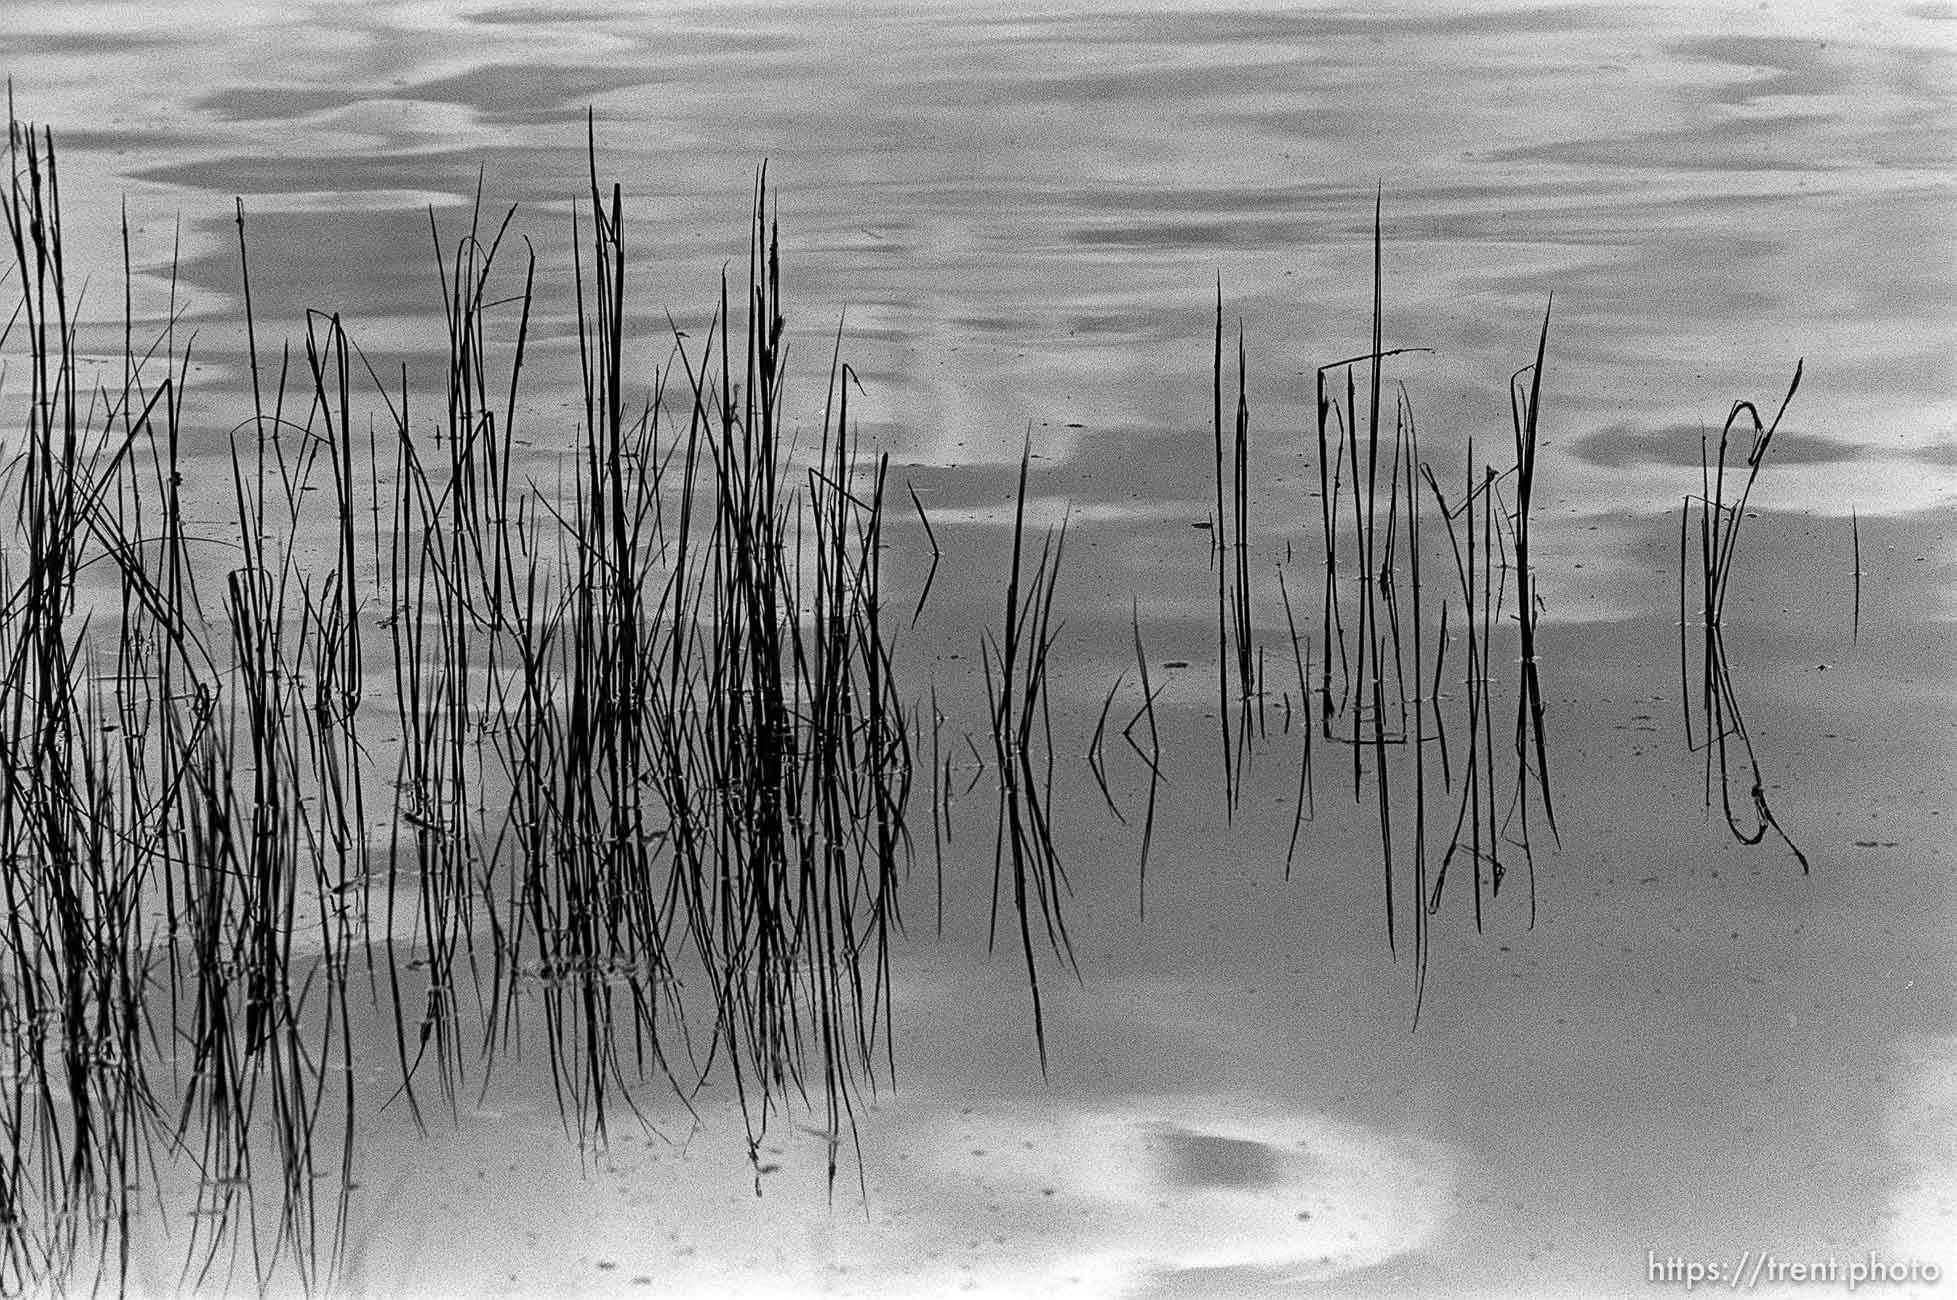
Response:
[1506, 299, 1559, 875]
[1276, 567, 1313, 879]
[1851, 506, 1862, 640]
[981, 433, 1074, 1072]
[1085, 667, 1128, 824]
[1423, 450, 1497, 928]
[1122, 600, 1165, 920]
[1679, 363, 1810, 871]
[1402, 389, 1431, 1024]
[1210, 281, 1235, 808]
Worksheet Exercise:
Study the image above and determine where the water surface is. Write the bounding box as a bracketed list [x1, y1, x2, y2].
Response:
[3, 2, 1954, 1296]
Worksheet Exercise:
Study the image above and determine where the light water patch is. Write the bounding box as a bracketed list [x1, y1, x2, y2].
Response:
[894, 1093, 1457, 1294]
[321, 1082, 1456, 1299]
[1886, 1035, 1957, 1288]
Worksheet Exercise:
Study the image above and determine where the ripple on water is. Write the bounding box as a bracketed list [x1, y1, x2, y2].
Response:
[900, 1093, 1458, 1292]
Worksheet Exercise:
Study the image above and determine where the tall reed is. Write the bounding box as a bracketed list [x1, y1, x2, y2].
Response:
[1679, 363, 1809, 871]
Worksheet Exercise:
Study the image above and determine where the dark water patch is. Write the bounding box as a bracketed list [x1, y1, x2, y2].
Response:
[1065, 183, 1826, 264]
[8, 31, 160, 55]
[917, 4, 1621, 112]
[34, 126, 186, 152]
[191, 65, 669, 129]
[1232, 103, 1486, 147]
[1355, 187, 1779, 249]
[1488, 114, 1849, 174]
[1567, 421, 1858, 471]
[1150, 1126, 1285, 1190]
[401, 63, 676, 122]
[194, 86, 372, 123]
[950, 312, 1049, 338]
[1068, 216, 1326, 253]
[1301, 2, 1616, 40]
[174, 204, 454, 328]
[963, 4, 1616, 48]
[134, 147, 506, 199]
[469, 4, 622, 25]
[1054, 178, 1375, 222]
[1903, 435, 1957, 467]
[1673, 35, 1851, 106]
[1001, 58, 1327, 109]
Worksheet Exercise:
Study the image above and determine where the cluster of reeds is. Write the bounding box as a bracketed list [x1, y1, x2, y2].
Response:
[1198, 198, 1562, 1020]
[0, 109, 920, 1293]
[1678, 363, 1810, 870]
[0, 112, 358, 1294]
[0, 114, 170, 1295]
[338, 138, 918, 1176]
[1417, 302, 1562, 940]
[1195, 204, 1815, 1017]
